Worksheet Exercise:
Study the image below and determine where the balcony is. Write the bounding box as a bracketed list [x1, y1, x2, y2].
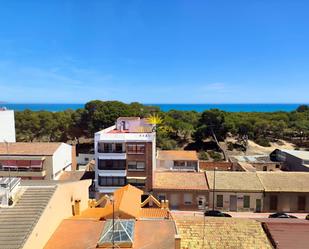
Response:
[0, 168, 47, 177]
[98, 149, 126, 154]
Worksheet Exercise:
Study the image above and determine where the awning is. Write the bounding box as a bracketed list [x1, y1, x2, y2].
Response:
[0, 156, 45, 161]
[126, 176, 147, 180]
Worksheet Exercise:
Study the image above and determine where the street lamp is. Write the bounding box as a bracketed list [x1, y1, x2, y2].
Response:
[104, 195, 116, 249]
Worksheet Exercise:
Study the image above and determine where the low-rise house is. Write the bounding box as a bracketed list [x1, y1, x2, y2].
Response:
[199, 161, 234, 171]
[230, 155, 281, 172]
[0, 179, 91, 249]
[44, 184, 176, 249]
[206, 171, 264, 212]
[153, 171, 208, 210]
[0, 142, 73, 180]
[257, 172, 309, 212]
[270, 149, 309, 172]
[44, 218, 176, 249]
[156, 150, 199, 172]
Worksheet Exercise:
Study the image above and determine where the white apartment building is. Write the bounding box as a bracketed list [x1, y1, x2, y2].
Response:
[94, 117, 156, 194]
[0, 108, 16, 143]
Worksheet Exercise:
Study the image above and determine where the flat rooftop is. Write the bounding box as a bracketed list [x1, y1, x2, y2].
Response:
[0, 142, 63, 156]
[157, 150, 198, 161]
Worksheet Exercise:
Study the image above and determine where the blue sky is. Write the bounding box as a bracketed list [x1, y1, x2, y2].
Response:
[0, 0, 309, 104]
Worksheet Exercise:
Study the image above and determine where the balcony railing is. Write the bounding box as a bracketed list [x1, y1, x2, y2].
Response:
[1, 166, 43, 172]
[0, 168, 46, 177]
[98, 149, 126, 153]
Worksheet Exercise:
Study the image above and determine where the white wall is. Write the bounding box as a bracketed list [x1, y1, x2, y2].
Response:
[77, 153, 94, 165]
[0, 110, 16, 142]
[52, 143, 72, 179]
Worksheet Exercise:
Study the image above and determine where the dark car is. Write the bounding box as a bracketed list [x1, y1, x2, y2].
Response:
[268, 212, 298, 219]
[204, 210, 232, 217]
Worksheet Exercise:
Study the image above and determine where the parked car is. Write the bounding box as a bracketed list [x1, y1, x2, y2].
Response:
[268, 212, 298, 219]
[204, 210, 232, 217]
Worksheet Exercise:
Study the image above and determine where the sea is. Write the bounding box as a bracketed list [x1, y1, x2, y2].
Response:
[1, 103, 306, 112]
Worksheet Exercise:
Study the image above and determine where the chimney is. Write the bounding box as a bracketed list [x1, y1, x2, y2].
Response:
[174, 234, 181, 249]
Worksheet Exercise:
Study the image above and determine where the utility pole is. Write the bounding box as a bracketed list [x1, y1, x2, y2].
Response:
[111, 195, 115, 249]
[212, 167, 217, 210]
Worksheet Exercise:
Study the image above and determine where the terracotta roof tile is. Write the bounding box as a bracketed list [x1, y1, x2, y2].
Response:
[257, 172, 309, 192]
[44, 219, 104, 249]
[157, 150, 198, 161]
[206, 171, 264, 192]
[139, 208, 170, 219]
[44, 219, 175, 249]
[174, 215, 272, 249]
[263, 222, 309, 249]
[154, 171, 208, 191]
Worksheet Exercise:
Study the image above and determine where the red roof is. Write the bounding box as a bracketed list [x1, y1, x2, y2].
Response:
[263, 222, 309, 249]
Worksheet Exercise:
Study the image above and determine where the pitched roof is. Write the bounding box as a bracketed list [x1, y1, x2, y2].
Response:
[157, 150, 198, 161]
[257, 172, 309, 192]
[263, 222, 309, 249]
[153, 171, 208, 191]
[174, 215, 272, 249]
[77, 185, 143, 220]
[0, 142, 63, 156]
[206, 171, 264, 192]
[139, 208, 170, 219]
[58, 171, 94, 181]
[44, 219, 175, 249]
[44, 219, 104, 249]
[0, 186, 57, 249]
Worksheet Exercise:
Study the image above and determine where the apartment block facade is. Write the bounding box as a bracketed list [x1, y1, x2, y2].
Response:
[0, 142, 73, 180]
[0, 108, 16, 143]
[94, 117, 156, 194]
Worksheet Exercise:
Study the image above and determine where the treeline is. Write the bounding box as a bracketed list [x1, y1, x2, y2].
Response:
[15, 101, 309, 150]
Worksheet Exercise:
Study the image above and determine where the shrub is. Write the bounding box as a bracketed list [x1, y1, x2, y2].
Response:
[255, 137, 271, 147]
[208, 150, 223, 161]
[198, 151, 209, 160]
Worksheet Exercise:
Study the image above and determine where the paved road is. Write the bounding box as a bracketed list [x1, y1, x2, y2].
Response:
[171, 210, 308, 219]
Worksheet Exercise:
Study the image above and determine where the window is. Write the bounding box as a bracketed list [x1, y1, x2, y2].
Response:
[127, 178, 146, 188]
[158, 194, 166, 201]
[115, 143, 123, 153]
[98, 160, 126, 170]
[98, 143, 124, 153]
[184, 193, 193, 205]
[270, 195, 278, 211]
[263, 166, 267, 171]
[174, 161, 186, 167]
[298, 196, 306, 211]
[128, 161, 145, 171]
[99, 176, 126, 186]
[216, 195, 223, 208]
[243, 196, 250, 208]
[127, 144, 145, 154]
[187, 161, 197, 167]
